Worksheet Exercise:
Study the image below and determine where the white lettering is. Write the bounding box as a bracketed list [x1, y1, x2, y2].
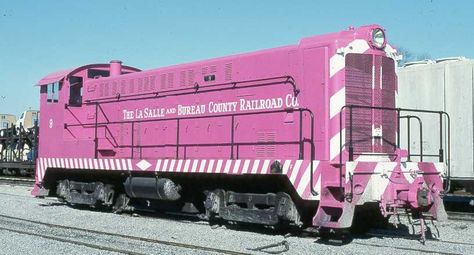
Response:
[122, 94, 299, 120]
[208, 101, 238, 113]
[123, 110, 134, 120]
[239, 97, 283, 111]
[285, 94, 299, 108]
[177, 104, 206, 116]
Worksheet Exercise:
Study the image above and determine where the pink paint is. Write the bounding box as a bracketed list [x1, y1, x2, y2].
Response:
[33, 24, 447, 229]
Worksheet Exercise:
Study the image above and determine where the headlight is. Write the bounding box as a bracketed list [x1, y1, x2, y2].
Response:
[371, 28, 386, 49]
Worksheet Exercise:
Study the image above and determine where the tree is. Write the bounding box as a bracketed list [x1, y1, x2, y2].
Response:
[396, 46, 431, 67]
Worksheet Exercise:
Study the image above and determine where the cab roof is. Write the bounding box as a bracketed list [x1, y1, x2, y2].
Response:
[36, 63, 141, 86]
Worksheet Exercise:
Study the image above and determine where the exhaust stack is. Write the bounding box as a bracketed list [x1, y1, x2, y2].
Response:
[110, 60, 122, 77]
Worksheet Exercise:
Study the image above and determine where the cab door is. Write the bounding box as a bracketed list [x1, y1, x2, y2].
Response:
[38, 81, 64, 158]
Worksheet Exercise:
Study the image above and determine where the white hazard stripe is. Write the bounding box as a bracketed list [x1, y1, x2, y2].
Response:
[296, 161, 319, 195]
[251, 160, 260, 174]
[183, 160, 191, 172]
[191, 160, 199, 172]
[34, 157, 337, 202]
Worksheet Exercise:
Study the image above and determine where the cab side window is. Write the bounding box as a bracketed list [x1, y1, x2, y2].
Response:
[69, 76, 83, 106]
[46, 82, 60, 103]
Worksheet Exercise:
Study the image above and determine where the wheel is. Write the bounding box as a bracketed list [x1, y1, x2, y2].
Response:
[112, 193, 130, 214]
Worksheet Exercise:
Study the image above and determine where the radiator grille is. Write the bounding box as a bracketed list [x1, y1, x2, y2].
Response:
[345, 53, 396, 154]
[381, 56, 397, 152]
[345, 54, 373, 153]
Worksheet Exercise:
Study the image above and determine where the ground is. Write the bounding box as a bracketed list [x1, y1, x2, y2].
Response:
[0, 184, 472, 255]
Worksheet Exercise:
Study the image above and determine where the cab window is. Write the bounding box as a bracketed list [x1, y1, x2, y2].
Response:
[46, 82, 60, 103]
[69, 76, 83, 106]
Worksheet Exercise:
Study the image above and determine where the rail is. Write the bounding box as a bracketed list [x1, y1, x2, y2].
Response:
[399, 115, 423, 162]
[84, 75, 300, 105]
[340, 105, 451, 193]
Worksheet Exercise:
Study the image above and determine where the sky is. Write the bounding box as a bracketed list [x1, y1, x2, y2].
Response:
[1, 0, 473, 115]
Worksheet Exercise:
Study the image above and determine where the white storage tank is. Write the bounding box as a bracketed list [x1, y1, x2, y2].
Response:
[397, 57, 474, 190]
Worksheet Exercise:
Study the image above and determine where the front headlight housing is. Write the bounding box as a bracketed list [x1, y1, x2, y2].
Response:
[371, 28, 386, 49]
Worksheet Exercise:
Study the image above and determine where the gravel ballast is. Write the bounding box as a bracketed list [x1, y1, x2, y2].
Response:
[0, 184, 473, 255]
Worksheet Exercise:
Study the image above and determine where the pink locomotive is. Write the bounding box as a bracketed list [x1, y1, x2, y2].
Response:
[33, 24, 449, 237]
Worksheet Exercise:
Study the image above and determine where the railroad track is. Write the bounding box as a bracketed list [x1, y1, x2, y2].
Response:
[350, 240, 464, 255]
[0, 213, 248, 255]
[447, 211, 474, 222]
[0, 176, 34, 186]
[0, 189, 473, 254]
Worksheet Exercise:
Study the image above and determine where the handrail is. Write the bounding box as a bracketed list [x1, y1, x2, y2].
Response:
[400, 115, 423, 162]
[66, 106, 318, 196]
[84, 75, 299, 105]
[339, 104, 451, 195]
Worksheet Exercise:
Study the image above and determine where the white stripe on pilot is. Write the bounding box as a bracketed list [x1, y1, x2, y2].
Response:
[161, 159, 169, 172]
[109, 159, 115, 170]
[251, 160, 260, 174]
[297, 161, 320, 195]
[115, 159, 122, 170]
[282, 160, 291, 175]
[169, 160, 176, 172]
[260, 160, 270, 174]
[224, 160, 232, 173]
[176, 160, 183, 172]
[289, 160, 303, 184]
[191, 160, 199, 172]
[155, 160, 162, 172]
[200, 160, 209, 173]
[215, 160, 223, 173]
[242, 160, 250, 174]
[232, 160, 241, 174]
[183, 160, 191, 172]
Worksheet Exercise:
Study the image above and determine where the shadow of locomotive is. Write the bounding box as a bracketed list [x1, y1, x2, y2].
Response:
[38, 202, 67, 207]
[36, 199, 437, 245]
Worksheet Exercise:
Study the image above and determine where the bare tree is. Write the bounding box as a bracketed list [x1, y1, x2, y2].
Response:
[396, 46, 431, 66]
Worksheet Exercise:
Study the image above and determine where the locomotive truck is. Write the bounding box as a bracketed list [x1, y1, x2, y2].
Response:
[32, 25, 449, 239]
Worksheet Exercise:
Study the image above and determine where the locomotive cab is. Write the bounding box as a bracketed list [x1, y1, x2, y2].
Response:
[35, 63, 141, 163]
